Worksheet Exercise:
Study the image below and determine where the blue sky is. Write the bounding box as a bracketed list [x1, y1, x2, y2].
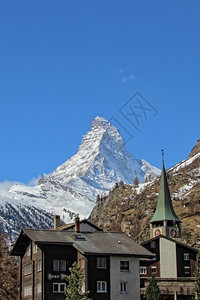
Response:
[0, 0, 199, 185]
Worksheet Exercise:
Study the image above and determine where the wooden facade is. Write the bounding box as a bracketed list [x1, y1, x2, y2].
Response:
[20, 242, 77, 300]
[87, 255, 110, 300]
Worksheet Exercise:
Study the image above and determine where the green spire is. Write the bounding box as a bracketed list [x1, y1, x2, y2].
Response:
[150, 163, 181, 223]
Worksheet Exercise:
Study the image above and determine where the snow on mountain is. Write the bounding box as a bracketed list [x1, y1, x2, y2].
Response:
[0, 116, 160, 240]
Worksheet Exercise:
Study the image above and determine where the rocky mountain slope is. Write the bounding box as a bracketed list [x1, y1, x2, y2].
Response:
[0, 117, 160, 241]
[90, 139, 200, 244]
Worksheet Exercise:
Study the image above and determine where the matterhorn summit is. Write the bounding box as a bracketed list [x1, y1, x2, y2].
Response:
[0, 116, 160, 240]
[48, 116, 156, 189]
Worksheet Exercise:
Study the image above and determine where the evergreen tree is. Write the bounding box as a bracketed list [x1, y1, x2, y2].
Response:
[144, 275, 161, 300]
[0, 229, 19, 299]
[134, 177, 140, 187]
[65, 261, 89, 300]
[195, 250, 200, 300]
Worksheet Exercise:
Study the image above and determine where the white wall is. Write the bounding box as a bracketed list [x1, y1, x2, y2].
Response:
[110, 256, 140, 300]
[160, 237, 177, 278]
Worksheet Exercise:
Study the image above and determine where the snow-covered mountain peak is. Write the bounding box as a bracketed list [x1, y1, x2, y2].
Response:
[90, 116, 124, 145]
[0, 116, 161, 240]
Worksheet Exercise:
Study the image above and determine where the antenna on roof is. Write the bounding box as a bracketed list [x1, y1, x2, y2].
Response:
[161, 149, 164, 164]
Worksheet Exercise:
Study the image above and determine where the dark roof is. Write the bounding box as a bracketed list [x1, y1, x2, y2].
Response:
[10, 229, 73, 256]
[11, 229, 153, 258]
[150, 163, 181, 223]
[141, 234, 199, 253]
[24, 229, 73, 244]
[73, 232, 153, 257]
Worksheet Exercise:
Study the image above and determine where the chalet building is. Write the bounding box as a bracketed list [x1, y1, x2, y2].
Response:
[140, 162, 199, 300]
[11, 219, 153, 300]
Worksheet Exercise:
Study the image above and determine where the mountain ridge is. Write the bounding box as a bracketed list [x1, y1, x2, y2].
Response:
[90, 139, 200, 244]
[0, 116, 160, 240]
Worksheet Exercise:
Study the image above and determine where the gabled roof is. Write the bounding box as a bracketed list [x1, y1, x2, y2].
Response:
[56, 219, 102, 231]
[141, 234, 198, 253]
[10, 229, 73, 256]
[10, 229, 153, 258]
[150, 163, 181, 223]
[73, 232, 154, 257]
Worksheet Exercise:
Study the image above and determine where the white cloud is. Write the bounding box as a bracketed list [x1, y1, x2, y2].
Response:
[0, 175, 41, 191]
[122, 74, 136, 83]
[0, 180, 23, 191]
[27, 176, 41, 187]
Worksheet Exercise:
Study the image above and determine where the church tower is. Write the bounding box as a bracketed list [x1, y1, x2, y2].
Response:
[150, 154, 181, 240]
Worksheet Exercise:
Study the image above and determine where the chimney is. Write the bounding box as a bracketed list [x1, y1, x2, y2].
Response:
[75, 215, 80, 233]
[54, 215, 60, 229]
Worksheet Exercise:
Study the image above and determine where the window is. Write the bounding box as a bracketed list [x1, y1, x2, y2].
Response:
[53, 260, 66, 271]
[150, 241, 156, 248]
[37, 260, 42, 272]
[24, 286, 32, 296]
[82, 283, 86, 293]
[60, 260, 66, 271]
[37, 283, 42, 294]
[184, 253, 189, 261]
[97, 281, 107, 293]
[120, 282, 128, 294]
[97, 257, 106, 269]
[33, 244, 38, 253]
[24, 264, 32, 275]
[27, 245, 31, 256]
[120, 261, 129, 271]
[53, 283, 66, 293]
[53, 260, 59, 271]
[139, 267, 147, 275]
[151, 266, 157, 274]
[184, 266, 190, 275]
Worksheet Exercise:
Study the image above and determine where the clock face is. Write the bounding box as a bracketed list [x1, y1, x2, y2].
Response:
[170, 228, 177, 237]
[155, 229, 161, 237]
